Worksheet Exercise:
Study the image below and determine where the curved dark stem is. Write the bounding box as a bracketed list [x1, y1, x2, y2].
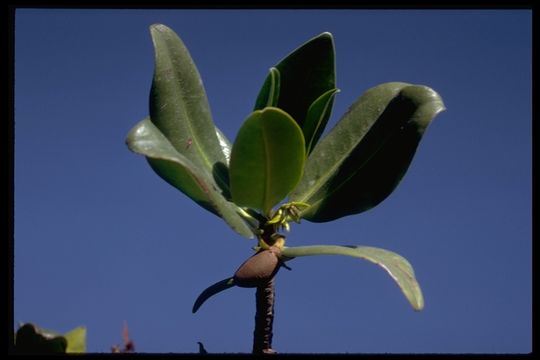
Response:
[252, 277, 276, 354]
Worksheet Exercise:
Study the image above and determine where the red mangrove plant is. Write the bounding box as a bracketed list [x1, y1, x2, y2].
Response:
[126, 24, 445, 354]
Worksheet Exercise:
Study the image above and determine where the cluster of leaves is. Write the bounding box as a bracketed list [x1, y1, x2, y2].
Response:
[13, 323, 86, 354]
[13, 322, 139, 354]
[126, 24, 445, 311]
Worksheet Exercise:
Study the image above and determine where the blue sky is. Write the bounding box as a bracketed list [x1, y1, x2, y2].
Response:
[14, 9, 531, 353]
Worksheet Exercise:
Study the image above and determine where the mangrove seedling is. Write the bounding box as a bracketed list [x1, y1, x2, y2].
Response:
[126, 24, 445, 354]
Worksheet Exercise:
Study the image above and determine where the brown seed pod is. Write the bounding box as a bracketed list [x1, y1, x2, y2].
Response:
[233, 246, 281, 288]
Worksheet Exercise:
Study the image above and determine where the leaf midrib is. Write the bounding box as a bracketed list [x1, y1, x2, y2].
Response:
[262, 118, 272, 215]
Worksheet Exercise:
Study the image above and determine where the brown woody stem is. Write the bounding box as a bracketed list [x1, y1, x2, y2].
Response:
[252, 277, 276, 354]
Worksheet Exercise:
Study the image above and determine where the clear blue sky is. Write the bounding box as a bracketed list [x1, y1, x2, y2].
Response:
[14, 9, 532, 353]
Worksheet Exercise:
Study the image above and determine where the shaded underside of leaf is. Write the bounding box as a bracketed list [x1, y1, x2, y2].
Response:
[229, 107, 306, 215]
[126, 117, 254, 238]
[291, 82, 445, 222]
[280, 245, 424, 311]
[147, 158, 217, 213]
[148, 23, 231, 199]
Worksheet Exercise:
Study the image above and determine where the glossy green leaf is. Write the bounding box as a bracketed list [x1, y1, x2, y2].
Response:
[255, 32, 336, 145]
[148, 24, 231, 204]
[291, 82, 445, 222]
[254, 67, 281, 110]
[303, 88, 340, 155]
[280, 245, 424, 311]
[192, 278, 236, 313]
[229, 107, 306, 215]
[126, 117, 255, 238]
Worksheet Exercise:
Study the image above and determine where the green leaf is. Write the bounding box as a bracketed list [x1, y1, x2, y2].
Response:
[148, 24, 231, 203]
[192, 278, 236, 313]
[254, 67, 281, 110]
[303, 88, 340, 155]
[255, 32, 336, 146]
[291, 82, 445, 222]
[64, 326, 86, 353]
[280, 245, 424, 311]
[229, 107, 306, 215]
[126, 117, 255, 239]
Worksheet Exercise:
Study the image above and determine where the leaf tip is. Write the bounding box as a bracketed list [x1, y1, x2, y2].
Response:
[412, 297, 425, 311]
[405, 85, 446, 115]
[319, 31, 334, 39]
[149, 23, 169, 33]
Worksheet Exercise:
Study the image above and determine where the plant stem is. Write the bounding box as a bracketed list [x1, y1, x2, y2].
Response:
[252, 277, 276, 354]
